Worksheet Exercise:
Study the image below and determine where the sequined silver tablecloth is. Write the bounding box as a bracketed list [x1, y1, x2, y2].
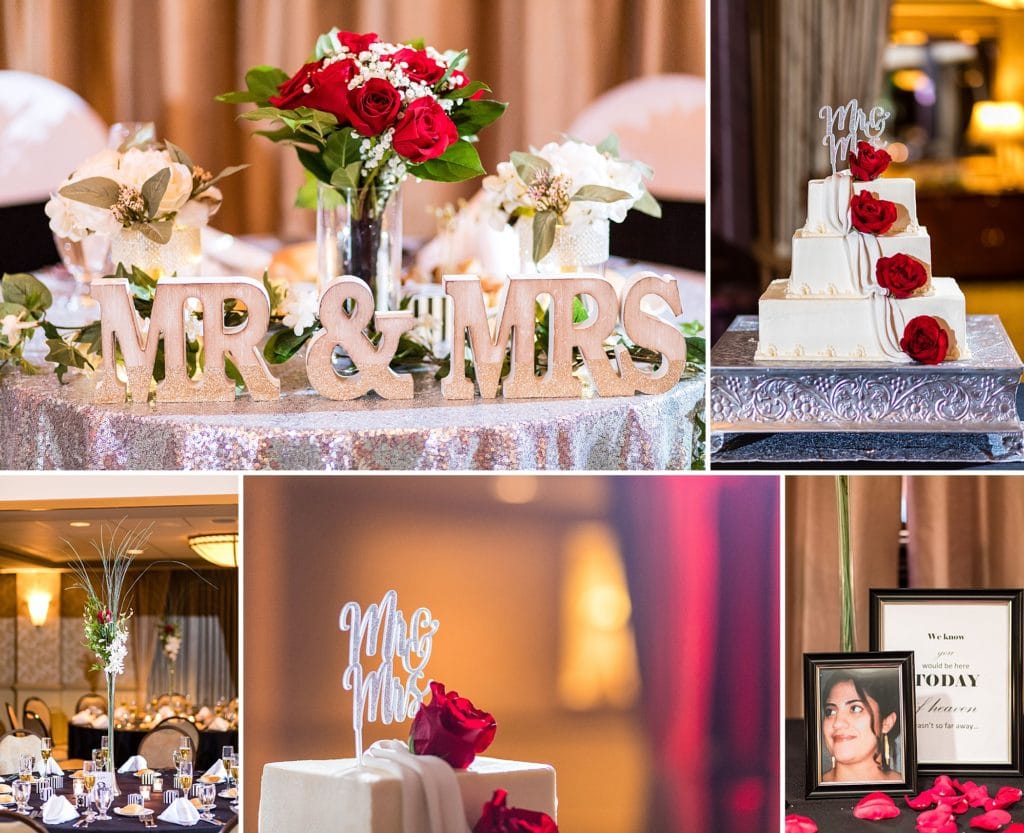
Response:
[0, 360, 705, 471]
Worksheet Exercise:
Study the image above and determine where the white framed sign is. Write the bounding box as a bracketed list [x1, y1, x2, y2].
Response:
[870, 588, 1023, 776]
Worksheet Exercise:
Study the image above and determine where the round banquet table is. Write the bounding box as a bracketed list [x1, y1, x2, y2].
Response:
[0, 256, 704, 471]
[66, 725, 237, 772]
[4, 770, 237, 832]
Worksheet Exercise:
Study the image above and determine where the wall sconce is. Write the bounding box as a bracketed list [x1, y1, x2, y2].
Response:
[26, 591, 52, 627]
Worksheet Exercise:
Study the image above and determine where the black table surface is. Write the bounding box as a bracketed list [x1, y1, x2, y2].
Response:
[786, 718, 1024, 829]
[6, 770, 236, 832]
[67, 724, 238, 772]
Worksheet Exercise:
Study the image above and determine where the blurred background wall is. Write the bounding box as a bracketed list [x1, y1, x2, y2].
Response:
[1, 0, 704, 240]
[243, 474, 779, 833]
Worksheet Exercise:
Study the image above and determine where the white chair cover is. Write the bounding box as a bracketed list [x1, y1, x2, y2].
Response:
[0, 732, 42, 776]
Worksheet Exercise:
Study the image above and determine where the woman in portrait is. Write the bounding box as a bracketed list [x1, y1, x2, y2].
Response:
[819, 669, 903, 783]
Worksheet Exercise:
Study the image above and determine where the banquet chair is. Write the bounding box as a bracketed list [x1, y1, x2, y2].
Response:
[21, 698, 51, 736]
[0, 730, 42, 775]
[0, 70, 108, 272]
[20, 712, 46, 739]
[3, 704, 16, 732]
[567, 74, 706, 271]
[156, 716, 200, 752]
[138, 725, 193, 769]
[74, 693, 107, 713]
[0, 809, 49, 833]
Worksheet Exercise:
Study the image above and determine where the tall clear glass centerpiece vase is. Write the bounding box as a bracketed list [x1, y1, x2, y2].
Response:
[105, 671, 117, 790]
[317, 181, 402, 311]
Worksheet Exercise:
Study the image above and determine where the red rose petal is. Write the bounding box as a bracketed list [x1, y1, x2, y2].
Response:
[854, 792, 901, 820]
[962, 782, 992, 808]
[987, 787, 1023, 811]
[971, 809, 1012, 830]
[918, 806, 954, 830]
[907, 790, 938, 810]
[1004, 825, 1024, 833]
[933, 775, 959, 796]
[785, 814, 818, 833]
[936, 794, 969, 815]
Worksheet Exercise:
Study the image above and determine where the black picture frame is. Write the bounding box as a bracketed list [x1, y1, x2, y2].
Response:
[803, 651, 917, 799]
[870, 588, 1023, 776]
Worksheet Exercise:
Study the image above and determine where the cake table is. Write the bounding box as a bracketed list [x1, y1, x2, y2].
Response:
[710, 315, 1024, 465]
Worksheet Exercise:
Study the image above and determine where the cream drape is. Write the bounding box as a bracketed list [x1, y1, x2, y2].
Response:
[2, 0, 702, 239]
[787, 475, 1024, 717]
[750, 0, 891, 281]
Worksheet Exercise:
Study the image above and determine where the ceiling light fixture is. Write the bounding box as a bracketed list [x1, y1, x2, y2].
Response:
[188, 533, 239, 568]
[69, 521, 91, 528]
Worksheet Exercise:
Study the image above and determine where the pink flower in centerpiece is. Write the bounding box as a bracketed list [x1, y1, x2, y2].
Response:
[97, 608, 113, 625]
[853, 792, 900, 820]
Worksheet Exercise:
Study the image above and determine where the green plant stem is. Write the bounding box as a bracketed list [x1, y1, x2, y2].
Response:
[836, 475, 856, 653]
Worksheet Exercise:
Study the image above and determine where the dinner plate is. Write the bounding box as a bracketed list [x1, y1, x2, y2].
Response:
[199, 773, 223, 784]
[114, 806, 154, 817]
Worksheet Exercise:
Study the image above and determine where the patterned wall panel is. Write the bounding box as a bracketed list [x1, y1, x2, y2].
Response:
[0, 575, 14, 689]
[15, 573, 61, 689]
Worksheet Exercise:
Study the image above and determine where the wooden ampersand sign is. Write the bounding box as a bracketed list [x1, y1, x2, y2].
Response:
[90, 276, 280, 403]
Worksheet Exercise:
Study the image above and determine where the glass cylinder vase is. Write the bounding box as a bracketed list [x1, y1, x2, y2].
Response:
[517, 217, 610, 276]
[108, 225, 202, 280]
[317, 181, 403, 311]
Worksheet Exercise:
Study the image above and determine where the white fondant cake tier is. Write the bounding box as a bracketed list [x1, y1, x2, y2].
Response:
[260, 744, 557, 833]
[806, 175, 918, 234]
[790, 228, 932, 297]
[756, 277, 969, 362]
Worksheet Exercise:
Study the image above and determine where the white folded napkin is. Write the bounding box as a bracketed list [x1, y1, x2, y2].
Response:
[118, 754, 148, 773]
[196, 706, 212, 723]
[70, 709, 95, 726]
[207, 716, 229, 731]
[42, 795, 79, 824]
[91, 713, 109, 729]
[157, 706, 174, 720]
[36, 756, 63, 776]
[202, 759, 226, 779]
[158, 797, 201, 826]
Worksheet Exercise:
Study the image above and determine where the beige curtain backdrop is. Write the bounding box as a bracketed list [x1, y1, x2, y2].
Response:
[1, 0, 703, 239]
[750, 0, 891, 279]
[787, 475, 1024, 717]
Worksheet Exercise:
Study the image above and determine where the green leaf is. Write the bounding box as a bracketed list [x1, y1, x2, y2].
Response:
[686, 335, 706, 370]
[405, 37, 426, 51]
[0, 301, 28, 319]
[532, 211, 557, 263]
[140, 168, 171, 219]
[58, 176, 121, 210]
[75, 321, 104, 356]
[570, 184, 633, 204]
[330, 161, 363, 190]
[138, 220, 174, 245]
[681, 320, 704, 338]
[296, 146, 334, 185]
[597, 133, 620, 157]
[510, 151, 550, 186]
[45, 338, 93, 382]
[204, 164, 250, 190]
[572, 297, 589, 324]
[262, 272, 286, 311]
[436, 49, 468, 89]
[263, 326, 316, 364]
[217, 65, 290, 104]
[323, 127, 364, 174]
[408, 140, 486, 183]
[164, 140, 194, 170]
[314, 28, 340, 60]
[633, 188, 662, 218]
[2, 273, 52, 313]
[440, 80, 491, 100]
[450, 99, 507, 138]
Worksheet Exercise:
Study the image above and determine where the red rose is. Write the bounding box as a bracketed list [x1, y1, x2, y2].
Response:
[785, 815, 818, 833]
[390, 47, 445, 84]
[451, 70, 486, 100]
[473, 789, 558, 833]
[409, 680, 496, 769]
[850, 191, 897, 235]
[270, 58, 358, 123]
[876, 253, 928, 298]
[346, 78, 402, 136]
[97, 608, 113, 625]
[392, 97, 459, 163]
[338, 31, 379, 54]
[853, 792, 900, 820]
[900, 315, 949, 364]
[849, 140, 892, 181]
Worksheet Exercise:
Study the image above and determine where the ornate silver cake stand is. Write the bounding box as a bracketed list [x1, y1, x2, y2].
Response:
[710, 315, 1024, 464]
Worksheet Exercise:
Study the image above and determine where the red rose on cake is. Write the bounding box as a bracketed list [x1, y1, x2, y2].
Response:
[900, 316, 949, 364]
[392, 97, 459, 163]
[849, 140, 892, 181]
[876, 253, 927, 299]
[409, 680, 496, 769]
[473, 789, 558, 833]
[850, 191, 897, 235]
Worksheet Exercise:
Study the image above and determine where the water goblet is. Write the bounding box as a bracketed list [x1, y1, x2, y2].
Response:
[13, 780, 31, 815]
[139, 783, 151, 802]
[199, 783, 216, 821]
[95, 782, 113, 820]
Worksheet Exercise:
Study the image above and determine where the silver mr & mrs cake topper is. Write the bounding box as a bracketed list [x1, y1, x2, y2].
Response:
[819, 98, 891, 174]
[339, 589, 439, 763]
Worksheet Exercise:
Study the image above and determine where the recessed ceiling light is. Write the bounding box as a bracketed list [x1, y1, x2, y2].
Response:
[126, 549, 145, 555]
[69, 521, 91, 528]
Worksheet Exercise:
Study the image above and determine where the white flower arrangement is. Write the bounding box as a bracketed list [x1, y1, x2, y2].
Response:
[482, 136, 661, 263]
[104, 627, 129, 676]
[45, 139, 244, 245]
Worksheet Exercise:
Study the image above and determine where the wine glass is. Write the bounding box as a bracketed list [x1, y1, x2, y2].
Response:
[178, 761, 193, 798]
[199, 783, 216, 821]
[13, 780, 31, 814]
[95, 781, 113, 820]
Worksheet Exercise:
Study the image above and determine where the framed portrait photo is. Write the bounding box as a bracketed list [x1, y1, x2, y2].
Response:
[870, 588, 1023, 776]
[803, 652, 917, 799]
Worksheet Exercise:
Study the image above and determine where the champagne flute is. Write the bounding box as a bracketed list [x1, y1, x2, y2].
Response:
[228, 756, 239, 807]
[221, 745, 234, 785]
[82, 760, 97, 794]
[178, 761, 193, 797]
[40, 737, 53, 770]
[179, 739, 192, 762]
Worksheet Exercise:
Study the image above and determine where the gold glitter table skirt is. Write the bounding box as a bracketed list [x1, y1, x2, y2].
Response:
[0, 359, 705, 471]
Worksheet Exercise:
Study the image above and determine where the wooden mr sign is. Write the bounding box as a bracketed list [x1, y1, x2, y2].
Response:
[90, 271, 688, 404]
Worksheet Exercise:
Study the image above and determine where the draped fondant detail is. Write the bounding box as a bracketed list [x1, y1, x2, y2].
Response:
[820, 171, 853, 235]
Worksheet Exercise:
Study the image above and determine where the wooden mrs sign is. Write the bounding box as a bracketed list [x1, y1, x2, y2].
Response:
[90, 271, 688, 403]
